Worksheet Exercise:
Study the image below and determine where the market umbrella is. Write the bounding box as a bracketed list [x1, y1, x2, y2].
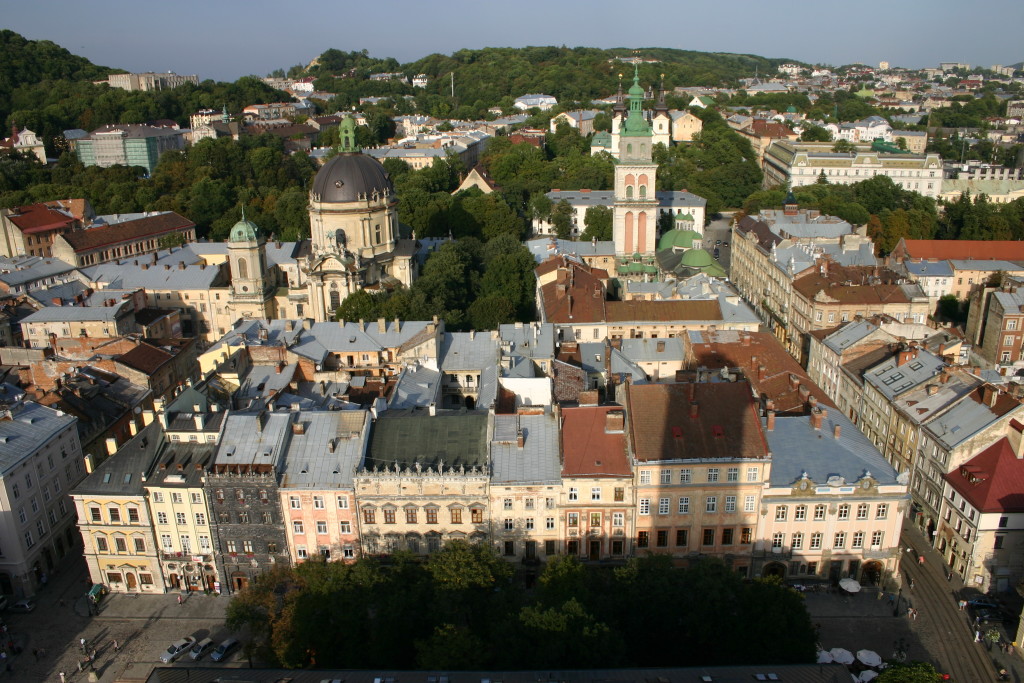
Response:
[859, 671, 879, 682]
[817, 650, 834, 663]
[840, 577, 862, 593]
[830, 648, 856, 665]
[857, 649, 883, 667]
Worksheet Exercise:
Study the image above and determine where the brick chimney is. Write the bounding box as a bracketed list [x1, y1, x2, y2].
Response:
[833, 423, 841, 439]
[809, 407, 824, 430]
[689, 401, 699, 419]
[1007, 419, 1024, 458]
[766, 410, 776, 431]
[604, 410, 625, 433]
[516, 430, 525, 448]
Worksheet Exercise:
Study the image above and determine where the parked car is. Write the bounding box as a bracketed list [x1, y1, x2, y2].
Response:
[967, 597, 1001, 610]
[210, 638, 239, 663]
[159, 636, 196, 663]
[973, 607, 1013, 625]
[189, 637, 215, 661]
[9, 599, 34, 613]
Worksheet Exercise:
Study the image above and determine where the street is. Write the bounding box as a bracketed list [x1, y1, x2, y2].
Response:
[702, 214, 733, 273]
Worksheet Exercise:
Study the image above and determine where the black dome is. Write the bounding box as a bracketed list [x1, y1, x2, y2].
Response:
[311, 153, 394, 204]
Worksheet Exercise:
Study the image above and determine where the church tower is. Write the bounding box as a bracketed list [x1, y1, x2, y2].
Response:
[227, 211, 274, 319]
[613, 65, 659, 262]
[651, 75, 672, 149]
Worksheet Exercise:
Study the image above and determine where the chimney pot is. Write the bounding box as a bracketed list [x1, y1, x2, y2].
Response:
[767, 410, 776, 431]
[833, 424, 841, 439]
[689, 401, 699, 419]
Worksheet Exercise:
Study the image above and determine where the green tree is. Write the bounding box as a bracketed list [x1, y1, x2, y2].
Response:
[832, 139, 855, 153]
[800, 124, 832, 142]
[875, 661, 943, 682]
[551, 199, 574, 239]
[581, 205, 613, 241]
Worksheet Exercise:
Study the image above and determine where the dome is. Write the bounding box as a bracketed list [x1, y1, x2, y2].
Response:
[311, 153, 394, 204]
[680, 249, 714, 267]
[229, 218, 260, 242]
[658, 228, 702, 251]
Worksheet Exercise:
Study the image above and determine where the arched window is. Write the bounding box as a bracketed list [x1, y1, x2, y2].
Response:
[330, 290, 341, 310]
[625, 173, 635, 187]
[627, 143, 633, 156]
[624, 212, 634, 254]
[639, 185, 647, 199]
[237, 258, 248, 280]
[626, 186, 633, 199]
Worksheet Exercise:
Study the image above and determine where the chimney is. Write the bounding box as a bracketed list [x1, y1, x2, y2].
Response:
[833, 423, 842, 439]
[128, 420, 138, 436]
[766, 410, 776, 431]
[328, 438, 336, 453]
[689, 401, 699, 419]
[106, 437, 119, 455]
[1007, 419, 1024, 458]
[983, 385, 999, 407]
[579, 390, 599, 406]
[605, 410, 625, 433]
[193, 413, 204, 429]
[799, 385, 810, 400]
[178, 261, 185, 270]
[285, 320, 294, 332]
[141, 410, 154, 426]
[926, 384, 938, 396]
[516, 430, 525, 449]
[789, 374, 799, 389]
[469, 329, 475, 341]
[809, 408, 824, 430]
[758, 364, 766, 381]
[428, 402, 436, 416]
[377, 318, 386, 334]
[742, 334, 751, 346]
[656, 340, 665, 352]
[394, 317, 401, 333]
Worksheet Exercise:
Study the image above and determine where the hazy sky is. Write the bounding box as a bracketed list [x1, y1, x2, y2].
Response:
[6, 0, 1023, 82]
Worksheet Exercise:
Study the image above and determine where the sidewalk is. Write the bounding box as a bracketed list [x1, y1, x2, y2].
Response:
[95, 590, 228, 621]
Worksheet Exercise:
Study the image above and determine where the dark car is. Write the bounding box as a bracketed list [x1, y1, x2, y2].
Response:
[973, 607, 1013, 625]
[967, 597, 1001, 609]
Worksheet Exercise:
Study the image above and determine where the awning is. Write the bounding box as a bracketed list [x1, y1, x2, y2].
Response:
[88, 584, 106, 599]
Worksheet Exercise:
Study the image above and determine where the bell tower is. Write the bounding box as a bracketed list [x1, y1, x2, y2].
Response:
[613, 63, 659, 261]
[227, 210, 272, 317]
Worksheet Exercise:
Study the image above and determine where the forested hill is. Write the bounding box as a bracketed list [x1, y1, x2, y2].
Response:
[308, 46, 798, 114]
[0, 29, 113, 89]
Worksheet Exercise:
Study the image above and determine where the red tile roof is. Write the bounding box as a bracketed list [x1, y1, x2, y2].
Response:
[115, 342, 173, 375]
[537, 259, 608, 324]
[792, 264, 915, 305]
[897, 240, 1024, 262]
[6, 204, 76, 234]
[944, 435, 1024, 513]
[627, 381, 769, 462]
[605, 299, 721, 323]
[749, 121, 797, 138]
[561, 405, 631, 478]
[61, 212, 194, 252]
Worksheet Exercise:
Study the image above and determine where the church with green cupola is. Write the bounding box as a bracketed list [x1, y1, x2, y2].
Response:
[226, 210, 276, 320]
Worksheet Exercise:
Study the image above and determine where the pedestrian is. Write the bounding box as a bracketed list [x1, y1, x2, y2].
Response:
[876, 590, 883, 601]
[947, 571, 953, 582]
[177, 594, 182, 606]
[912, 608, 918, 621]
[91, 649, 96, 662]
[888, 594, 895, 606]
[1009, 643, 1016, 656]
[959, 599, 966, 610]
[76, 660, 82, 673]
[906, 546, 913, 554]
[59, 672, 66, 683]
[909, 577, 915, 590]
[80, 637, 86, 653]
[976, 630, 982, 642]
[918, 555, 925, 566]
[113, 639, 119, 652]
[908, 606, 914, 618]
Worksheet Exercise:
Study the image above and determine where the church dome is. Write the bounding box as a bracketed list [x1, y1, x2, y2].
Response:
[658, 228, 702, 252]
[679, 248, 714, 267]
[311, 153, 394, 204]
[229, 218, 260, 242]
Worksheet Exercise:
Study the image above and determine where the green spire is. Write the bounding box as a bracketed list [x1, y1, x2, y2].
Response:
[620, 62, 651, 137]
[338, 116, 360, 153]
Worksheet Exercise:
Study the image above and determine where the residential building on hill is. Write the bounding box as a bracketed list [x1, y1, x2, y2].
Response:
[105, 72, 198, 92]
[50, 211, 196, 267]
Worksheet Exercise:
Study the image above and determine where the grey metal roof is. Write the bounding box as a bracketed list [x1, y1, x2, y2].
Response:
[490, 412, 561, 484]
[290, 320, 434, 363]
[766, 410, 900, 486]
[609, 348, 647, 383]
[236, 363, 297, 406]
[823, 320, 880, 354]
[212, 411, 293, 469]
[893, 374, 980, 426]
[0, 255, 77, 287]
[925, 394, 1009, 450]
[279, 410, 370, 489]
[19, 301, 130, 323]
[904, 260, 954, 277]
[948, 259, 1024, 271]
[499, 322, 554, 360]
[389, 364, 441, 410]
[477, 363, 499, 410]
[440, 332, 499, 371]
[272, 381, 350, 411]
[0, 398, 77, 475]
[73, 421, 161, 496]
[26, 280, 90, 306]
[618, 337, 685, 363]
[864, 349, 944, 399]
[365, 410, 488, 471]
[81, 261, 222, 291]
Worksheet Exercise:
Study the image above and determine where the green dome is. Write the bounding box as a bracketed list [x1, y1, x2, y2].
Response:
[658, 228, 702, 251]
[786, 105, 798, 113]
[680, 249, 714, 267]
[674, 212, 694, 223]
[229, 218, 260, 243]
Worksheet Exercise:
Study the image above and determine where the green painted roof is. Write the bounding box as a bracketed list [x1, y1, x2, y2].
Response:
[229, 218, 260, 243]
[675, 212, 694, 222]
[680, 249, 714, 267]
[658, 228, 702, 251]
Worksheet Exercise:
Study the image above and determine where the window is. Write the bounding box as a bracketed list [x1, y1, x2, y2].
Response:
[1009, 320, 1019, 331]
[744, 495, 756, 512]
[524, 498, 535, 509]
[195, 513, 206, 526]
[171, 492, 183, 504]
[794, 505, 807, 521]
[297, 546, 307, 559]
[108, 507, 120, 523]
[293, 521, 304, 534]
[741, 527, 752, 544]
[406, 508, 418, 524]
[134, 537, 146, 553]
[676, 529, 688, 546]
[546, 517, 555, 530]
[313, 521, 327, 535]
[175, 512, 187, 525]
[612, 512, 624, 527]
[772, 532, 785, 548]
[707, 468, 719, 482]
[658, 497, 670, 515]
[383, 509, 396, 524]
[157, 512, 168, 525]
[747, 466, 759, 482]
[637, 531, 649, 548]
[450, 508, 462, 524]
[679, 468, 692, 484]
[876, 504, 888, 520]
[678, 497, 690, 514]
[657, 530, 668, 547]
[339, 521, 351, 534]
[852, 531, 865, 549]
[833, 532, 846, 549]
[546, 498, 556, 509]
[152, 492, 163, 503]
[810, 532, 823, 550]
[290, 496, 300, 509]
[775, 506, 788, 522]
[191, 492, 202, 504]
[503, 541, 515, 556]
[706, 496, 717, 513]
[614, 487, 625, 501]
[337, 496, 349, 509]
[591, 487, 603, 501]
[660, 470, 672, 484]
[567, 513, 579, 527]
[725, 495, 736, 512]
[702, 529, 715, 545]
[343, 546, 355, 559]
[115, 538, 127, 553]
[526, 518, 535, 530]
[721, 528, 734, 545]
[639, 498, 651, 515]
[426, 508, 438, 524]
[813, 505, 826, 521]
[472, 508, 483, 523]
[363, 509, 375, 524]
[727, 467, 739, 482]
[568, 488, 578, 501]
[857, 503, 869, 520]
[504, 498, 513, 510]
[96, 537, 109, 552]
[313, 496, 325, 509]
[791, 532, 804, 549]
[837, 504, 850, 520]
[199, 536, 211, 551]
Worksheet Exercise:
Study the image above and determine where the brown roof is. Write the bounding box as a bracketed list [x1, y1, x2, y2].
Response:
[735, 215, 782, 251]
[605, 299, 721, 323]
[61, 212, 194, 252]
[686, 330, 835, 414]
[898, 239, 1024, 262]
[560, 405, 631, 478]
[793, 264, 915, 305]
[627, 381, 769, 462]
[6, 203, 76, 233]
[114, 342, 173, 375]
[537, 260, 608, 324]
[944, 436, 1024, 513]
[748, 120, 797, 138]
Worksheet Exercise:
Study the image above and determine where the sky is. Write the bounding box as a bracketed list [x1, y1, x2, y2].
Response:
[6, 0, 1023, 83]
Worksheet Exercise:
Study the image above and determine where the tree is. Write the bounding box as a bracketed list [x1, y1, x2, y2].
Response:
[800, 124, 832, 142]
[832, 139, 855, 153]
[551, 199, 574, 239]
[581, 205, 612, 241]
[875, 661, 943, 682]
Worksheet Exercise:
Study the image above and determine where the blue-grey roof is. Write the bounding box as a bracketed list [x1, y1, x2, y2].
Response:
[213, 411, 293, 469]
[949, 259, 1024, 271]
[278, 410, 370, 488]
[819, 241, 879, 267]
[924, 392, 1010, 451]
[766, 410, 899, 487]
[26, 280, 90, 307]
[477, 363, 499, 410]
[577, 342, 608, 374]
[0, 397, 78, 475]
[490, 412, 561, 484]
[904, 260, 954, 277]
[19, 301, 130, 323]
[525, 238, 615, 264]
[822, 320, 881, 354]
[273, 381, 350, 411]
[440, 332, 499, 371]
[81, 261, 222, 291]
[236, 363, 298, 407]
[290, 320, 435, 364]
[618, 337, 685, 363]
[72, 420, 160, 496]
[893, 373, 980, 426]
[609, 348, 647, 383]
[389, 364, 441, 410]
[499, 322, 555, 360]
[864, 349, 945, 399]
[0, 255, 77, 288]
[993, 289, 1024, 314]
